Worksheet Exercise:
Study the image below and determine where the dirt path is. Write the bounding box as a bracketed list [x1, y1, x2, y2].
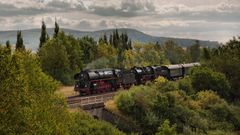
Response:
[56, 86, 78, 97]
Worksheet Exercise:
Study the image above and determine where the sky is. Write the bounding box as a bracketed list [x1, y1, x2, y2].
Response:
[0, 0, 239, 42]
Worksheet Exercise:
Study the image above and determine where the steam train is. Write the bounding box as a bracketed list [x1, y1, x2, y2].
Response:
[74, 63, 200, 96]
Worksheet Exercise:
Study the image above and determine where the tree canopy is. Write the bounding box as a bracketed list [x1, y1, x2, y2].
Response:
[38, 31, 83, 85]
[0, 46, 124, 135]
[15, 30, 25, 51]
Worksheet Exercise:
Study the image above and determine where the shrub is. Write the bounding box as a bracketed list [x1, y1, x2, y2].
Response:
[191, 67, 231, 100]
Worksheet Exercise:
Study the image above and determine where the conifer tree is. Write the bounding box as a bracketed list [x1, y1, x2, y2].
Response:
[113, 29, 120, 48]
[98, 37, 104, 44]
[188, 40, 200, 62]
[54, 20, 59, 38]
[128, 39, 132, 50]
[103, 33, 108, 44]
[39, 20, 47, 48]
[202, 47, 211, 60]
[109, 34, 113, 46]
[15, 30, 25, 51]
[6, 40, 10, 48]
[115, 29, 119, 40]
[6, 40, 11, 54]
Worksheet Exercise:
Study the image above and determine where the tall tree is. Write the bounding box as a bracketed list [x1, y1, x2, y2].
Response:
[163, 40, 188, 64]
[54, 20, 59, 38]
[79, 36, 98, 64]
[206, 36, 240, 100]
[202, 47, 211, 60]
[6, 40, 11, 54]
[187, 40, 200, 62]
[39, 37, 71, 84]
[39, 20, 47, 48]
[117, 40, 125, 68]
[103, 33, 108, 44]
[15, 30, 25, 51]
[98, 37, 104, 44]
[127, 39, 132, 50]
[109, 34, 113, 46]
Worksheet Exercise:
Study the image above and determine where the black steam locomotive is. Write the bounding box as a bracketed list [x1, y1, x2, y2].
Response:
[74, 63, 200, 96]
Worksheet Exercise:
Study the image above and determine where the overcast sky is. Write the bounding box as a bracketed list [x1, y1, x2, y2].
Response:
[0, 0, 239, 42]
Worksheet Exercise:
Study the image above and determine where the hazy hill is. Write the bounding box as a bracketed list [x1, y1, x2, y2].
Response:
[0, 28, 219, 51]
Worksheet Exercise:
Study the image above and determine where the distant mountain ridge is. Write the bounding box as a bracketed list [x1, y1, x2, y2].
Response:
[0, 28, 219, 51]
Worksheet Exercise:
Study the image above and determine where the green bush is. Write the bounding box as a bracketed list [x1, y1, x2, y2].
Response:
[114, 77, 240, 134]
[191, 67, 231, 100]
[178, 77, 194, 95]
[0, 49, 123, 135]
[38, 32, 83, 85]
[156, 119, 176, 135]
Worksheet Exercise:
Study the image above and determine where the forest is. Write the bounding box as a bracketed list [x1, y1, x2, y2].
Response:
[0, 21, 240, 135]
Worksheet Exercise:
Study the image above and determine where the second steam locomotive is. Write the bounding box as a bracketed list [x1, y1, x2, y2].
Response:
[74, 63, 200, 96]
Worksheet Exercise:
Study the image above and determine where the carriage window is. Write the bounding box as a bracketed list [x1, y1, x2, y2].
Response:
[161, 69, 169, 76]
[170, 69, 182, 76]
[185, 67, 192, 75]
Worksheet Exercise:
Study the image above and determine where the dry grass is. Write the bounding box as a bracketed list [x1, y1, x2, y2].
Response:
[105, 100, 120, 114]
[55, 86, 78, 97]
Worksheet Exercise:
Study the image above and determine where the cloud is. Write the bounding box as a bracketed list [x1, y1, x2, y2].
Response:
[46, 0, 85, 10]
[0, 0, 85, 17]
[121, 0, 155, 12]
[99, 20, 108, 28]
[0, 0, 239, 42]
[154, 3, 240, 22]
[88, 0, 156, 17]
[77, 20, 92, 29]
[89, 6, 138, 17]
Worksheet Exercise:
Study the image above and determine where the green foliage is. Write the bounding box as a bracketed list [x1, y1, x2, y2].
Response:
[154, 77, 178, 92]
[5, 40, 11, 54]
[204, 36, 240, 100]
[162, 40, 190, 64]
[57, 32, 83, 74]
[191, 67, 231, 100]
[54, 20, 59, 37]
[201, 47, 211, 61]
[0, 50, 66, 134]
[102, 29, 132, 67]
[123, 44, 170, 68]
[97, 42, 117, 58]
[69, 111, 124, 135]
[115, 76, 240, 134]
[39, 37, 71, 84]
[15, 30, 25, 51]
[115, 91, 135, 115]
[79, 36, 98, 64]
[187, 40, 201, 62]
[39, 20, 47, 48]
[86, 57, 117, 69]
[156, 120, 177, 135]
[0, 49, 124, 135]
[39, 31, 83, 85]
[177, 77, 194, 95]
[115, 85, 157, 134]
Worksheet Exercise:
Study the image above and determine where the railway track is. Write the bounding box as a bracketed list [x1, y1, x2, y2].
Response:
[67, 92, 116, 108]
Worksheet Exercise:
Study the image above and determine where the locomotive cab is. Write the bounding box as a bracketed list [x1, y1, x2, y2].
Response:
[74, 69, 119, 95]
[74, 72, 90, 94]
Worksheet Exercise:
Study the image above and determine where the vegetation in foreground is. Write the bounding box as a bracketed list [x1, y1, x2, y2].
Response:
[0, 48, 124, 135]
[114, 75, 240, 135]
[113, 36, 240, 135]
[1, 20, 240, 134]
